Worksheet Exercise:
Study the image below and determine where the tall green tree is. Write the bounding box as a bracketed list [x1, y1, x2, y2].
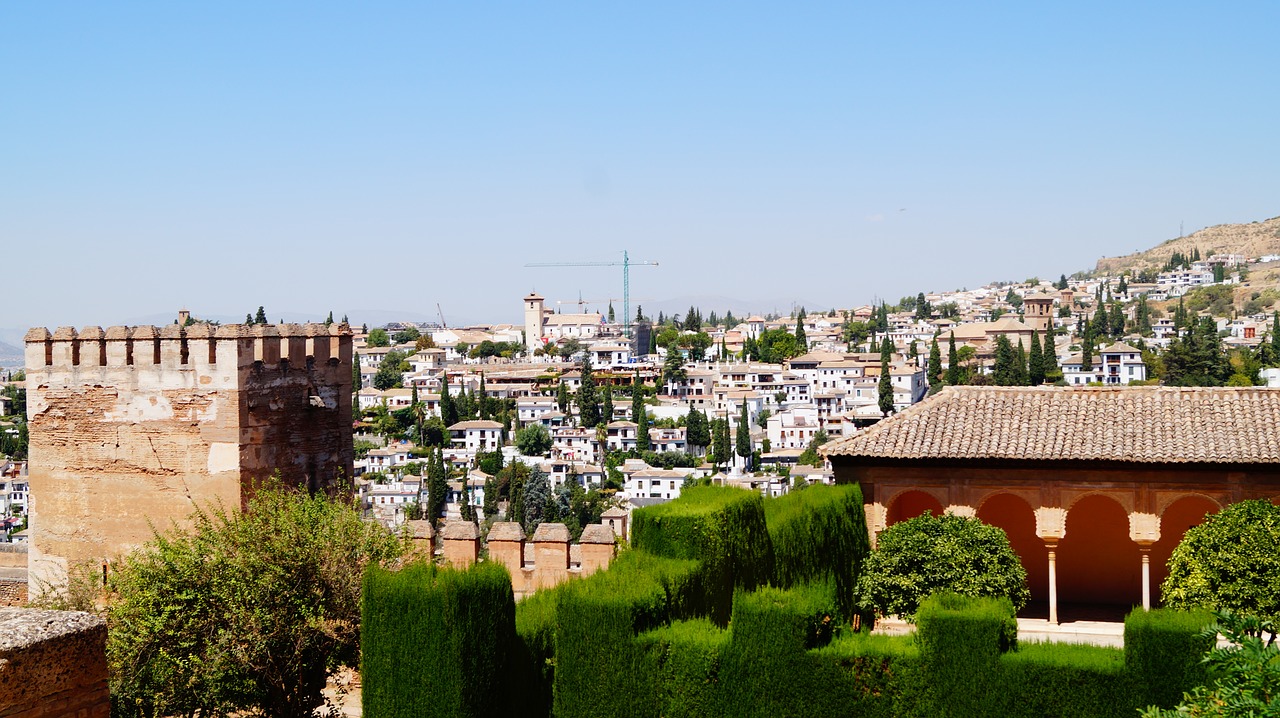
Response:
[1162, 499, 1280, 621]
[1028, 331, 1045, 385]
[556, 380, 571, 415]
[992, 335, 1017, 385]
[366, 328, 390, 347]
[372, 350, 406, 391]
[735, 400, 752, 470]
[577, 355, 601, 427]
[483, 473, 498, 519]
[632, 373, 650, 452]
[439, 373, 459, 427]
[521, 468, 551, 534]
[601, 385, 614, 424]
[427, 447, 449, 527]
[711, 417, 732, 471]
[1081, 335, 1094, 373]
[352, 352, 362, 389]
[254, 306, 268, 324]
[1109, 302, 1126, 339]
[686, 405, 710, 454]
[1014, 340, 1029, 386]
[878, 337, 894, 415]
[927, 336, 943, 389]
[915, 292, 931, 321]
[662, 349, 687, 393]
[946, 333, 961, 386]
[794, 308, 808, 350]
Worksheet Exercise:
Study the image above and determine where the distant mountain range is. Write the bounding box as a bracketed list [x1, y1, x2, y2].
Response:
[1095, 215, 1280, 275]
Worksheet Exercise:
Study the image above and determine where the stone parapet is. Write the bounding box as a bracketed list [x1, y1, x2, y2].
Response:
[0, 607, 108, 717]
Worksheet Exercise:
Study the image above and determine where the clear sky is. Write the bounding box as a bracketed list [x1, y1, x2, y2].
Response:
[3, 2, 1278, 332]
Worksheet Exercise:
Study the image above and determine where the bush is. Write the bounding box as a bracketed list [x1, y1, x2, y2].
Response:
[1162, 499, 1280, 622]
[107, 480, 404, 718]
[361, 561, 517, 718]
[915, 592, 1017, 716]
[857, 512, 1029, 620]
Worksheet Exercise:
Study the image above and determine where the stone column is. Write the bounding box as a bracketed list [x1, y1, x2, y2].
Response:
[1035, 507, 1067, 624]
[1128, 512, 1161, 611]
[865, 502, 887, 548]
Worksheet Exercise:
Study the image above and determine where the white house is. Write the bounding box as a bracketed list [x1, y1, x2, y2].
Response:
[1062, 342, 1147, 385]
[448, 420, 504, 452]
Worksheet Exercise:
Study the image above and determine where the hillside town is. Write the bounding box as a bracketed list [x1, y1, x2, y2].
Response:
[332, 249, 1280, 533]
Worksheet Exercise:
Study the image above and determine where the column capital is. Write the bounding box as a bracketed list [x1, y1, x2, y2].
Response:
[944, 505, 977, 518]
[1128, 512, 1161, 545]
[1035, 506, 1067, 542]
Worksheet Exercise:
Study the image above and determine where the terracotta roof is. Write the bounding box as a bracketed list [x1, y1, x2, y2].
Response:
[822, 385, 1280, 465]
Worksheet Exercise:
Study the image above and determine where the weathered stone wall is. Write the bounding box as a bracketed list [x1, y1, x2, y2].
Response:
[24, 324, 352, 594]
[0, 544, 26, 570]
[0, 580, 26, 606]
[0, 607, 108, 717]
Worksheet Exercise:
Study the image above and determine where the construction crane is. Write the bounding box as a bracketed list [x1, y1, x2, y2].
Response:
[526, 250, 658, 337]
[436, 303, 447, 329]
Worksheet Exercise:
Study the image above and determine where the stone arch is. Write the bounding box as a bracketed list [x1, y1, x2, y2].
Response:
[1155, 491, 1223, 517]
[1151, 494, 1220, 606]
[885, 489, 945, 526]
[1057, 493, 1140, 608]
[1063, 489, 1135, 515]
[976, 492, 1047, 607]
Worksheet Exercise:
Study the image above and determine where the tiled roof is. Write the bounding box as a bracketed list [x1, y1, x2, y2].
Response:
[822, 385, 1280, 464]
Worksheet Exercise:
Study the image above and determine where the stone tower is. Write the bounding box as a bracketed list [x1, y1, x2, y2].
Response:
[1022, 293, 1056, 334]
[23, 323, 353, 593]
[524, 292, 545, 350]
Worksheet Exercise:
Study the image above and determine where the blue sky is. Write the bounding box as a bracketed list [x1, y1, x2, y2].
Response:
[3, 2, 1278, 332]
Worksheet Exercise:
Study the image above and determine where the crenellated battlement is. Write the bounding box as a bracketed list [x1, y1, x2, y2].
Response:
[24, 323, 353, 372]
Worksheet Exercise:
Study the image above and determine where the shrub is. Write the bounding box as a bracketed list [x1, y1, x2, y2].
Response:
[107, 481, 404, 718]
[361, 561, 517, 718]
[1162, 499, 1280, 622]
[857, 512, 1029, 620]
[914, 592, 1017, 716]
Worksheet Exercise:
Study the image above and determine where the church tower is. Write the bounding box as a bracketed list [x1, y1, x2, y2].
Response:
[524, 292, 545, 349]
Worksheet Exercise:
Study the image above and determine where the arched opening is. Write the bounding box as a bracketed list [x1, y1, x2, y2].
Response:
[977, 493, 1047, 613]
[1151, 495, 1219, 606]
[886, 490, 944, 525]
[1057, 494, 1140, 613]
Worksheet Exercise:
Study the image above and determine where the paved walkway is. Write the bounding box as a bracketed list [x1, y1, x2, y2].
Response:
[874, 616, 1127, 647]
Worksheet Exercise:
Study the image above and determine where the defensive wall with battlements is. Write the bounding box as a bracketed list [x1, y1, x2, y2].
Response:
[23, 323, 354, 595]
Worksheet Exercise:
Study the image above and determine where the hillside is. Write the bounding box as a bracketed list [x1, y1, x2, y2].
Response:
[1094, 215, 1280, 275]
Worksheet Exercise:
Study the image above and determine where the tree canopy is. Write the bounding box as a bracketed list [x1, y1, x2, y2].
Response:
[856, 512, 1029, 620]
[1162, 499, 1280, 622]
[515, 422, 553, 456]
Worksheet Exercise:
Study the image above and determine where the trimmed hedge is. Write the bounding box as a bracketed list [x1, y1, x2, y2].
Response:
[764, 483, 872, 621]
[1124, 607, 1214, 709]
[361, 560, 517, 718]
[631, 486, 775, 624]
[551, 550, 704, 718]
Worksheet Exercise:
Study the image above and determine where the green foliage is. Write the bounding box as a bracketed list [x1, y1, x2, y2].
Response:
[735, 400, 752, 464]
[915, 593, 1019, 716]
[108, 480, 404, 718]
[631, 486, 775, 625]
[1140, 611, 1280, 718]
[515, 422, 552, 456]
[856, 512, 1029, 620]
[1162, 499, 1280, 622]
[366, 327, 390, 347]
[878, 337, 895, 414]
[765, 484, 871, 621]
[391, 326, 421, 345]
[372, 349, 407, 390]
[362, 561, 517, 718]
[1125, 607, 1215, 709]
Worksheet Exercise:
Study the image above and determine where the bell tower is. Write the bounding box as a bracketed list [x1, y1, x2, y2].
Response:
[524, 292, 545, 349]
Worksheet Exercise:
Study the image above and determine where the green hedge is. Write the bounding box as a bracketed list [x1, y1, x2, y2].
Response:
[551, 550, 704, 718]
[764, 483, 872, 621]
[914, 592, 1018, 716]
[1124, 607, 1214, 709]
[361, 561, 517, 718]
[631, 486, 774, 624]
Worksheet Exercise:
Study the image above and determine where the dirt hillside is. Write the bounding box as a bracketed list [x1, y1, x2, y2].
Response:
[1094, 215, 1280, 275]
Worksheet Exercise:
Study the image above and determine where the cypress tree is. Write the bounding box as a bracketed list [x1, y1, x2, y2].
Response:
[325, 311, 334, 326]
[1014, 339, 1029, 386]
[245, 313, 254, 325]
[577, 355, 600, 428]
[794, 309, 808, 350]
[255, 306, 268, 324]
[1029, 331, 1045, 385]
[878, 337, 894, 415]
[1272, 312, 1280, 359]
[946, 333, 961, 385]
[712, 418, 732, 471]
[427, 447, 448, 528]
[1042, 334, 1060, 381]
[735, 400, 752, 470]
[1109, 302, 1125, 338]
[556, 381, 570, 415]
[601, 385, 614, 424]
[993, 335, 1016, 386]
[928, 336, 943, 389]
[632, 372, 649, 452]
[352, 352, 361, 389]
[440, 373, 458, 427]
[1081, 335, 1094, 373]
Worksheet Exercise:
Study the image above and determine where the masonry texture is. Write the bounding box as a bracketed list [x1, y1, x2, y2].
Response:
[0, 607, 108, 718]
[24, 323, 353, 594]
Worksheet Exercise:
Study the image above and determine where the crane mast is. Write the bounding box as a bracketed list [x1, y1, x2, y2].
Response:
[525, 250, 659, 337]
